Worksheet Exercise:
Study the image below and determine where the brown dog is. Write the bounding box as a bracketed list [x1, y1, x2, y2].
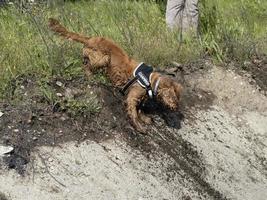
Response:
[48, 18, 182, 133]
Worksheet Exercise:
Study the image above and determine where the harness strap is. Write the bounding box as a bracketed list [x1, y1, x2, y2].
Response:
[119, 76, 138, 95]
[120, 76, 161, 98]
[153, 77, 161, 96]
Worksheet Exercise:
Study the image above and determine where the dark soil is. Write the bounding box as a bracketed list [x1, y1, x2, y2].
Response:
[233, 55, 267, 94]
[248, 55, 267, 91]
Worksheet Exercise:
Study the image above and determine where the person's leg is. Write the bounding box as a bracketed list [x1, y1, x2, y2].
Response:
[183, 0, 199, 34]
[166, 0, 185, 29]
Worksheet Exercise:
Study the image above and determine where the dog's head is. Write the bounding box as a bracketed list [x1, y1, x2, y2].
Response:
[156, 76, 182, 110]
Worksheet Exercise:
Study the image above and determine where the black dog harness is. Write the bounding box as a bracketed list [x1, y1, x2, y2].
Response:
[120, 62, 161, 98]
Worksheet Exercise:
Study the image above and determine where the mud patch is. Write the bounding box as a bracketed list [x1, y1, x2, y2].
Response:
[0, 62, 217, 189]
[247, 55, 267, 91]
[3, 152, 28, 175]
[0, 70, 220, 199]
[233, 55, 267, 93]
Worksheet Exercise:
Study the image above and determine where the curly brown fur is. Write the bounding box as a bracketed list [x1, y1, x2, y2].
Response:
[48, 18, 182, 133]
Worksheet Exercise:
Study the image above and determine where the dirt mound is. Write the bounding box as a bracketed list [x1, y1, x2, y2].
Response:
[0, 60, 266, 200]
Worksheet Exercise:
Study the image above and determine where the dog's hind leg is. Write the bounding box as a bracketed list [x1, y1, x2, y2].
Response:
[82, 47, 110, 76]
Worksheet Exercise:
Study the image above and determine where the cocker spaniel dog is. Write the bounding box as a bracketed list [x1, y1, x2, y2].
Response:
[49, 18, 182, 133]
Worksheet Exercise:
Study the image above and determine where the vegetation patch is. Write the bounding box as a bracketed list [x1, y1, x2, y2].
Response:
[0, 0, 266, 103]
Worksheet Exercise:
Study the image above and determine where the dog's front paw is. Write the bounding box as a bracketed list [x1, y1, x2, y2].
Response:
[139, 113, 152, 125]
[132, 118, 147, 134]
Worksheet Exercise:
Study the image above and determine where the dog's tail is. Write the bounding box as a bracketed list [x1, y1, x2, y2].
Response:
[48, 18, 90, 44]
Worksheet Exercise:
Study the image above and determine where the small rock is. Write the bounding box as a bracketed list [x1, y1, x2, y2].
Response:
[171, 61, 182, 68]
[56, 93, 63, 97]
[0, 145, 14, 156]
[56, 81, 63, 87]
[115, 156, 120, 160]
[0, 111, 3, 117]
[13, 129, 19, 133]
[60, 116, 66, 121]
[166, 67, 179, 74]
[75, 160, 81, 165]
[33, 137, 38, 141]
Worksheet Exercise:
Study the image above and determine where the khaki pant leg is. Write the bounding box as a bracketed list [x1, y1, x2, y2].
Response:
[166, 0, 199, 35]
[166, 0, 185, 29]
[183, 0, 199, 34]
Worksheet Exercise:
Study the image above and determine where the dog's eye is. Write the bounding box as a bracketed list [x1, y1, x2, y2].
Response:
[83, 56, 90, 65]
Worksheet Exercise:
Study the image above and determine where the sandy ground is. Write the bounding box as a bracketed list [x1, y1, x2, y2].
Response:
[0, 63, 266, 200]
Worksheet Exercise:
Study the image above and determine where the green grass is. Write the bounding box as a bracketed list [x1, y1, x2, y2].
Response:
[199, 0, 267, 63]
[0, 0, 200, 100]
[0, 0, 266, 103]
